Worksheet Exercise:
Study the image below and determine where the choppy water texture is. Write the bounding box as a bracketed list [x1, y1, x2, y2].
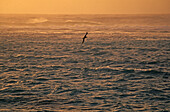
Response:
[0, 14, 170, 111]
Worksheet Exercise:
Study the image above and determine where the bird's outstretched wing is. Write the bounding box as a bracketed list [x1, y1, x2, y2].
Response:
[82, 38, 85, 44]
[82, 32, 88, 45]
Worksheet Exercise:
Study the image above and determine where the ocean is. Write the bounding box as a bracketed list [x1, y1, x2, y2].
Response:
[0, 14, 170, 111]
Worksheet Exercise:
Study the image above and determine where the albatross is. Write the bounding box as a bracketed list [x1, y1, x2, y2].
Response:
[82, 32, 88, 44]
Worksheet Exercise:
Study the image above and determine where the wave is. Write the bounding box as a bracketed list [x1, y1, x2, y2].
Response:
[137, 69, 169, 75]
[82, 66, 169, 75]
[65, 20, 102, 25]
[27, 18, 48, 23]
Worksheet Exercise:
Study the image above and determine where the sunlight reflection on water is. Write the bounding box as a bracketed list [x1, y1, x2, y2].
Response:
[0, 14, 170, 111]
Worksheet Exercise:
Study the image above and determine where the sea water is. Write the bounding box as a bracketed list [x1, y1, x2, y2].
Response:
[0, 14, 170, 111]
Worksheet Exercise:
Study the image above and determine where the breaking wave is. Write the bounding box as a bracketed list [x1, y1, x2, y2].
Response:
[28, 18, 48, 23]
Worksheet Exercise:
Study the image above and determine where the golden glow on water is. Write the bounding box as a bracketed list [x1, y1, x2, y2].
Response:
[0, 0, 170, 14]
[0, 13, 169, 111]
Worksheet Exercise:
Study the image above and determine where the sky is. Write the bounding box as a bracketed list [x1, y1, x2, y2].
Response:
[0, 0, 170, 14]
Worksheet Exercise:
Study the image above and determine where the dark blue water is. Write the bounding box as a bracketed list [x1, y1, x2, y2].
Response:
[0, 14, 170, 111]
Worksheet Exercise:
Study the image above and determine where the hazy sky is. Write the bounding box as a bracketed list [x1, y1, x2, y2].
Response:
[0, 0, 170, 14]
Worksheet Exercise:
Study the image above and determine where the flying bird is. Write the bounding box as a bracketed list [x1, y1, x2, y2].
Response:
[82, 32, 88, 44]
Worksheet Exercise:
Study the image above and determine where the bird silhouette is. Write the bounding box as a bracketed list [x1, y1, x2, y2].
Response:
[82, 32, 88, 44]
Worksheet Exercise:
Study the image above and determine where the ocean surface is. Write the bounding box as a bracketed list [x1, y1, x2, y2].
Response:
[0, 14, 170, 112]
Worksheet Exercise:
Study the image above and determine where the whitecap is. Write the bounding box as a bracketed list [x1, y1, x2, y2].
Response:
[28, 18, 48, 23]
